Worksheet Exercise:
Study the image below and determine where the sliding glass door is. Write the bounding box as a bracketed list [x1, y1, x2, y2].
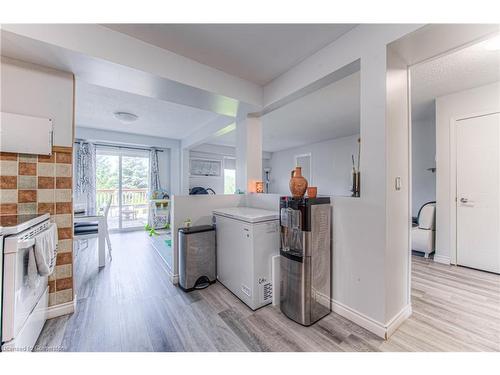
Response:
[96, 149, 120, 229]
[120, 151, 150, 229]
[96, 147, 150, 231]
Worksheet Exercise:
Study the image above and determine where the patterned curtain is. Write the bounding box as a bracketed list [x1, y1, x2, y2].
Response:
[150, 148, 161, 193]
[75, 141, 97, 215]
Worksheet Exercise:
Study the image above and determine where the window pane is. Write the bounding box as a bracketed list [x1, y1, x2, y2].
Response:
[95, 148, 151, 231]
[224, 169, 235, 194]
[96, 152, 119, 230]
[121, 155, 150, 229]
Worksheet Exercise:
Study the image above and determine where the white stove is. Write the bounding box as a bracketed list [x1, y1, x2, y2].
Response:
[1, 213, 51, 352]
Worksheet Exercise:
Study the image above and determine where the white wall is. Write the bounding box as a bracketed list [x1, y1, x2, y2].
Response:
[412, 111, 436, 217]
[435, 81, 500, 264]
[268, 134, 359, 197]
[76, 127, 180, 194]
[191, 143, 272, 160]
[189, 143, 272, 195]
[262, 25, 425, 331]
[189, 150, 226, 194]
[243, 193, 281, 211]
[235, 116, 263, 193]
[385, 48, 411, 326]
[1, 56, 74, 147]
[189, 144, 236, 194]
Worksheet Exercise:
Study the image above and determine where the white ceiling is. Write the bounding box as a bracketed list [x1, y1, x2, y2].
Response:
[69, 26, 498, 150]
[411, 40, 500, 121]
[210, 37, 500, 152]
[209, 72, 360, 152]
[103, 24, 357, 85]
[76, 81, 231, 139]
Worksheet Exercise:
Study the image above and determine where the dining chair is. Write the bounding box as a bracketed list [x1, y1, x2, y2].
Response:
[74, 196, 113, 260]
[412, 202, 436, 258]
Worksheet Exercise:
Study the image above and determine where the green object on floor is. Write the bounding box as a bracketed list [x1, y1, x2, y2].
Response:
[144, 224, 159, 236]
[165, 239, 172, 247]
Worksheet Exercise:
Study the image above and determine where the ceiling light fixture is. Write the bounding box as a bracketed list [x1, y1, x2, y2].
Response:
[479, 34, 500, 51]
[114, 111, 138, 123]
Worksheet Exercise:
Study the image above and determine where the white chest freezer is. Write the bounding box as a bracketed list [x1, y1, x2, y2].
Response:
[213, 207, 280, 310]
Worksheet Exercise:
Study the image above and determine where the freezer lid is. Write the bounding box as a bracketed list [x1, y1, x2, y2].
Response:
[213, 207, 279, 223]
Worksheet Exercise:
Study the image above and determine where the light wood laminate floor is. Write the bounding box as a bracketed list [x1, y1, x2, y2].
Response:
[35, 232, 500, 352]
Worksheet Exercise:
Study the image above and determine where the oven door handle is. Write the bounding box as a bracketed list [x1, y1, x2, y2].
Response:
[18, 238, 35, 250]
[16, 222, 54, 250]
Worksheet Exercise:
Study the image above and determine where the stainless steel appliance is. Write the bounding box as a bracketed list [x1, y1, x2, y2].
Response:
[279, 197, 331, 326]
[1, 213, 51, 351]
[178, 225, 216, 292]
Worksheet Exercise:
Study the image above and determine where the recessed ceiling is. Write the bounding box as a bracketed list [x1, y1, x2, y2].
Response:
[411, 39, 500, 121]
[103, 24, 357, 85]
[76, 81, 231, 139]
[209, 72, 360, 152]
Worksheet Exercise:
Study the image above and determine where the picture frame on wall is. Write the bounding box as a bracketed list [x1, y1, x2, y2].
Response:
[189, 158, 222, 177]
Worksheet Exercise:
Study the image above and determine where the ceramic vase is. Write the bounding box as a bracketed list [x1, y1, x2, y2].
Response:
[289, 166, 308, 198]
[307, 186, 317, 198]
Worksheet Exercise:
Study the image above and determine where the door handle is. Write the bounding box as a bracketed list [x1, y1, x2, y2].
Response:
[460, 197, 468, 203]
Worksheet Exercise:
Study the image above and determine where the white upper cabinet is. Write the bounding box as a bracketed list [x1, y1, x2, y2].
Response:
[1, 57, 74, 149]
[0, 112, 53, 155]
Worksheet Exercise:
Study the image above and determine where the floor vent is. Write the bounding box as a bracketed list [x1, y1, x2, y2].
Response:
[263, 282, 272, 302]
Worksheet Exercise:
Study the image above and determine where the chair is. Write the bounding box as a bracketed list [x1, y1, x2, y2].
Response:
[74, 197, 113, 260]
[411, 202, 436, 258]
[189, 187, 216, 195]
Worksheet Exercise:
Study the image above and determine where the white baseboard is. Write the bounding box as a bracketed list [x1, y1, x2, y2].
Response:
[433, 254, 451, 265]
[331, 299, 411, 339]
[46, 298, 76, 319]
[385, 304, 412, 338]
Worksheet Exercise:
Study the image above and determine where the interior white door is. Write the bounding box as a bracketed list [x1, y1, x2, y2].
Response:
[456, 112, 500, 273]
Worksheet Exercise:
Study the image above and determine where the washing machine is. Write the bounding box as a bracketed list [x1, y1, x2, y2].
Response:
[213, 207, 279, 310]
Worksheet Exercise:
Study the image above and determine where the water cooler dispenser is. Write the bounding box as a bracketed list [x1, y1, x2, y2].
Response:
[279, 196, 331, 326]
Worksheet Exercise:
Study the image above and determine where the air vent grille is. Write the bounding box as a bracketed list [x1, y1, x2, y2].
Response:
[263, 282, 272, 302]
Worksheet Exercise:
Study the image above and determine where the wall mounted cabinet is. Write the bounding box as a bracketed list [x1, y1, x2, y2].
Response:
[0, 112, 53, 155]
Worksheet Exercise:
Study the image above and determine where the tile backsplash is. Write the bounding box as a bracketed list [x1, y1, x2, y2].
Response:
[0, 148, 74, 307]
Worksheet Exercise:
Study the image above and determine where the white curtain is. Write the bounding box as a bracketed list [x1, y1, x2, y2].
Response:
[150, 149, 162, 193]
[75, 141, 97, 214]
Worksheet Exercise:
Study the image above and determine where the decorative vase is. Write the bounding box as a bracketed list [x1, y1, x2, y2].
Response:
[307, 186, 317, 198]
[289, 166, 308, 198]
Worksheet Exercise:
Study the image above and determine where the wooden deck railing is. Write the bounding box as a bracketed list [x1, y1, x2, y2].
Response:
[96, 189, 149, 217]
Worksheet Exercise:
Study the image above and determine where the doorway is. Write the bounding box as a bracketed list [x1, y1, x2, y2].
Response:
[96, 146, 150, 231]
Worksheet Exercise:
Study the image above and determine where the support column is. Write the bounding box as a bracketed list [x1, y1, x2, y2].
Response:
[235, 115, 262, 193]
[180, 148, 190, 195]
